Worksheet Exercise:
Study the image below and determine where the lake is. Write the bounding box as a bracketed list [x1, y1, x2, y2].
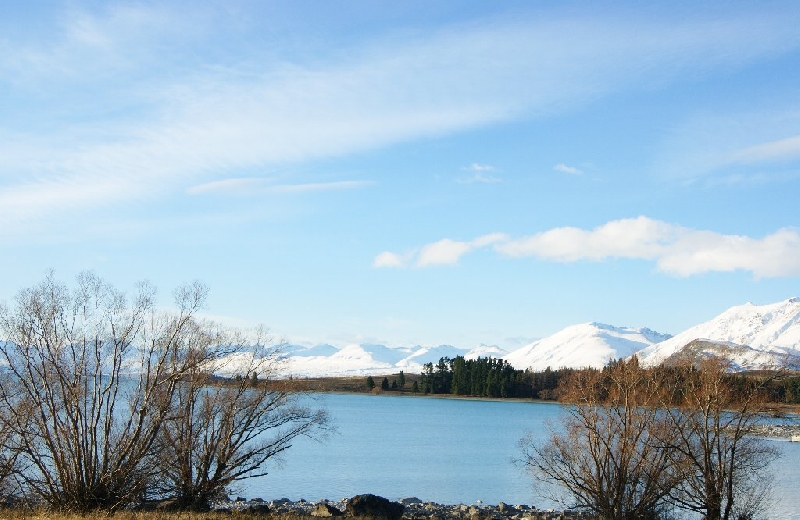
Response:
[242, 393, 800, 519]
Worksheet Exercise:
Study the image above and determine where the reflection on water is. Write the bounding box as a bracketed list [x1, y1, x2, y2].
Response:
[239, 393, 800, 518]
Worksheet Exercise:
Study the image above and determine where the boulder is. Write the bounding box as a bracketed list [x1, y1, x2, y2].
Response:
[247, 503, 271, 514]
[346, 494, 404, 520]
[313, 502, 344, 517]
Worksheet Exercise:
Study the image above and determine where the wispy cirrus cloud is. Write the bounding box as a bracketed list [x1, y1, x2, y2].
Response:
[553, 163, 583, 175]
[463, 163, 496, 172]
[3, 4, 800, 236]
[375, 217, 800, 278]
[657, 109, 800, 184]
[728, 135, 800, 165]
[187, 178, 372, 195]
[458, 163, 501, 184]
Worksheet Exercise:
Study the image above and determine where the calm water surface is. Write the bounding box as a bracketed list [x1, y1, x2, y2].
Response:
[241, 393, 800, 519]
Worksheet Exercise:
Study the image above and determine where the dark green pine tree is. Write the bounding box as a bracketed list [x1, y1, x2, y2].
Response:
[398, 370, 406, 388]
[366, 375, 375, 390]
[381, 377, 390, 391]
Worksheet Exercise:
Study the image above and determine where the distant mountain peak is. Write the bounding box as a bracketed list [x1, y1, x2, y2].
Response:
[234, 298, 800, 377]
[637, 298, 800, 370]
[504, 322, 669, 372]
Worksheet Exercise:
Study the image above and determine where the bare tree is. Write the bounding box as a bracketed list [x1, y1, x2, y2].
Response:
[149, 331, 330, 511]
[660, 358, 779, 520]
[0, 398, 22, 502]
[0, 272, 210, 512]
[521, 359, 682, 519]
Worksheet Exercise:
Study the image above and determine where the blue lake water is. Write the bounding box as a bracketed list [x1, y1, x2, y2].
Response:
[241, 393, 800, 519]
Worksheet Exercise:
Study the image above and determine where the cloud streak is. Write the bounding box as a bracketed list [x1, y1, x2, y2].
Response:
[375, 217, 800, 278]
[657, 110, 800, 184]
[187, 178, 371, 195]
[3, 5, 800, 234]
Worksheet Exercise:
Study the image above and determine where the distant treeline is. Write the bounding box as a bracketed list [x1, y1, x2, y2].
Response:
[418, 356, 573, 399]
[413, 356, 800, 404]
[747, 374, 800, 405]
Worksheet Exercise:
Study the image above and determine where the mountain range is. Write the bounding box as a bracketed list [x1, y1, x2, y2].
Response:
[274, 298, 800, 377]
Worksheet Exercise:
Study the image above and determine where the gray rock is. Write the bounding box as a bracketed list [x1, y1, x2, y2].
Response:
[313, 502, 345, 517]
[346, 494, 404, 520]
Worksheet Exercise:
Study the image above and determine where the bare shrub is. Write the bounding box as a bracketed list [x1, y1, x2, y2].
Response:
[521, 358, 681, 519]
[0, 273, 222, 512]
[660, 358, 779, 520]
[148, 329, 330, 511]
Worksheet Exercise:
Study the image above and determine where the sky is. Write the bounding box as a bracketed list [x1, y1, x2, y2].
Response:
[2, 1, 800, 351]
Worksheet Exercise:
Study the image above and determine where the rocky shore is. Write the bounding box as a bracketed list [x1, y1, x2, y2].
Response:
[745, 423, 800, 439]
[213, 494, 590, 520]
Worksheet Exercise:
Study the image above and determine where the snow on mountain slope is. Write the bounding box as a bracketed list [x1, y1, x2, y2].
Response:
[279, 343, 472, 377]
[465, 344, 509, 360]
[395, 344, 466, 369]
[637, 298, 800, 368]
[505, 323, 671, 371]
[279, 342, 515, 377]
[281, 344, 339, 358]
[656, 339, 783, 372]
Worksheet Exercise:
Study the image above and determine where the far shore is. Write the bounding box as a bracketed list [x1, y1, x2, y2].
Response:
[280, 373, 800, 412]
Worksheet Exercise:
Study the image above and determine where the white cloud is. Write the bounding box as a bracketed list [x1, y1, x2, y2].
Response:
[463, 163, 496, 172]
[374, 233, 507, 268]
[656, 227, 800, 278]
[379, 217, 800, 278]
[458, 172, 502, 184]
[472, 232, 508, 248]
[416, 233, 508, 267]
[417, 239, 474, 267]
[497, 217, 675, 261]
[553, 163, 583, 175]
[373, 251, 410, 268]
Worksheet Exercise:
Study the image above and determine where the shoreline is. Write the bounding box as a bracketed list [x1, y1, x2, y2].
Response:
[215, 495, 586, 519]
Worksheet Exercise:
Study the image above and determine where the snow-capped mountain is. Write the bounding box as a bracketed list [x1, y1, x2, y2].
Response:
[504, 323, 671, 372]
[254, 298, 800, 377]
[649, 339, 783, 372]
[279, 343, 474, 377]
[276, 341, 514, 377]
[465, 344, 509, 360]
[636, 298, 800, 370]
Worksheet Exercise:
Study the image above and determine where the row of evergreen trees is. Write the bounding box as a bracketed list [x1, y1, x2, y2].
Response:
[366, 371, 406, 391]
[367, 354, 800, 404]
[411, 356, 800, 403]
[419, 356, 571, 398]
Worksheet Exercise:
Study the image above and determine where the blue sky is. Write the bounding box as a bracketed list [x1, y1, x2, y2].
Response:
[2, 1, 800, 350]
